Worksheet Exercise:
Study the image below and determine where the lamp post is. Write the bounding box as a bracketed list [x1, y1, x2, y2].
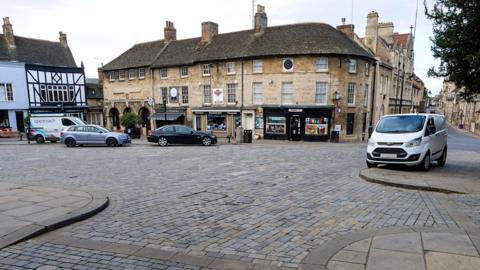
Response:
[331, 91, 342, 142]
[163, 95, 167, 123]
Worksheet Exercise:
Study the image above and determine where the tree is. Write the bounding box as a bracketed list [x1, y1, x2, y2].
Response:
[120, 112, 141, 128]
[425, 0, 480, 99]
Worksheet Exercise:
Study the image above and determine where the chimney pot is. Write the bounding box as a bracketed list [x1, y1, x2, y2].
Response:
[254, 4, 268, 33]
[201, 21, 218, 43]
[59, 31, 68, 47]
[2, 16, 15, 49]
[164, 21, 177, 42]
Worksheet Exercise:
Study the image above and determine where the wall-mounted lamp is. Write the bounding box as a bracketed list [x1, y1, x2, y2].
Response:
[333, 91, 342, 101]
[269, 80, 274, 86]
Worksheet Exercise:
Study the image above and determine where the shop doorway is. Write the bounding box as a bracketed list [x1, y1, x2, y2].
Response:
[289, 115, 302, 141]
[138, 107, 151, 133]
[15, 111, 25, 132]
[109, 108, 120, 130]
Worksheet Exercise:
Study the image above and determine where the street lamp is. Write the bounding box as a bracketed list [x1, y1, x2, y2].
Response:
[331, 91, 342, 142]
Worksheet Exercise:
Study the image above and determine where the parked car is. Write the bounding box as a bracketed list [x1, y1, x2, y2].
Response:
[29, 114, 86, 143]
[366, 114, 447, 171]
[61, 125, 131, 147]
[147, 125, 217, 146]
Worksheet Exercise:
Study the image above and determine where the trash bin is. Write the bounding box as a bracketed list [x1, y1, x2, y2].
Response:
[243, 129, 253, 143]
[330, 130, 339, 143]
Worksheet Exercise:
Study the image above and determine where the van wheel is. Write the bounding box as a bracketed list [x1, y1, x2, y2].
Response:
[106, 138, 118, 147]
[35, 135, 45, 144]
[419, 152, 431, 171]
[367, 161, 377, 168]
[65, 138, 76, 147]
[437, 148, 447, 166]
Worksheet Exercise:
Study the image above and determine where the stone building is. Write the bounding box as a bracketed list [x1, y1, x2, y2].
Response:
[441, 81, 480, 135]
[101, 5, 376, 141]
[85, 79, 104, 126]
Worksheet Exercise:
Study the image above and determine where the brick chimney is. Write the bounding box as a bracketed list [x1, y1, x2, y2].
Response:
[164, 21, 176, 42]
[336, 24, 355, 39]
[59, 31, 68, 47]
[254, 5, 267, 33]
[2, 17, 15, 49]
[201, 21, 218, 43]
[365, 11, 379, 54]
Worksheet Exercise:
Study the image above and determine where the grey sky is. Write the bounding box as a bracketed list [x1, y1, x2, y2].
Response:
[1, 0, 441, 94]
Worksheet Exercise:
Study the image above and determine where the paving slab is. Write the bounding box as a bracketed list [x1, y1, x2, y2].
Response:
[371, 232, 422, 254]
[0, 182, 108, 249]
[367, 249, 425, 270]
[327, 260, 365, 270]
[425, 251, 480, 270]
[422, 232, 479, 257]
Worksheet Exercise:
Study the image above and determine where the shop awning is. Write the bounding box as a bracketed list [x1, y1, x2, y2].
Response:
[150, 113, 184, 121]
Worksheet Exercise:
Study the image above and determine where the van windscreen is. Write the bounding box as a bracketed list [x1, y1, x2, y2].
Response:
[376, 115, 426, 133]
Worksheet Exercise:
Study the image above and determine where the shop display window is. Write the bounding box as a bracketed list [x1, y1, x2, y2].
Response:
[265, 116, 286, 134]
[207, 114, 226, 131]
[305, 117, 328, 135]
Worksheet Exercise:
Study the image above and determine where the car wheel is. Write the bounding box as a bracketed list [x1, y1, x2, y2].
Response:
[202, 137, 212, 146]
[106, 138, 118, 147]
[420, 152, 431, 171]
[65, 138, 76, 147]
[35, 135, 45, 144]
[437, 148, 447, 166]
[158, 137, 168, 147]
[366, 161, 377, 168]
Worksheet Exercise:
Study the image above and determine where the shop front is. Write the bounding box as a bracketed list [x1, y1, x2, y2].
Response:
[262, 105, 334, 141]
[192, 108, 241, 138]
[150, 108, 186, 128]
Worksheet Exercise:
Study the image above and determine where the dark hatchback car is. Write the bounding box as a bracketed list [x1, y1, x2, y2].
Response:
[147, 125, 217, 146]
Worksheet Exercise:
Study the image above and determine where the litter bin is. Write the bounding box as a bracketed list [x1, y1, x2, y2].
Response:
[330, 130, 339, 143]
[243, 129, 253, 143]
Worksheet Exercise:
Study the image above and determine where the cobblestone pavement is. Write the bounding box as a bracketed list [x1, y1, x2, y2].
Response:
[0, 128, 479, 269]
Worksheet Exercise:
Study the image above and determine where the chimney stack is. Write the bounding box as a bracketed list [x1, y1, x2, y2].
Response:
[201, 21, 218, 43]
[59, 31, 68, 47]
[378, 22, 394, 43]
[365, 11, 379, 53]
[164, 21, 176, 42]
[254, 5, 268, 33]
[336, 24, 355, 39]
[2, 17, 15, 49]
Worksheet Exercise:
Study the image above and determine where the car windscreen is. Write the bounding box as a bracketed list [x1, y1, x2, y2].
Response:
[375, 115, 426, 133]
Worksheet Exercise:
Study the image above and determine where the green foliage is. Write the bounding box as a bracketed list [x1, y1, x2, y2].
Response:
[120, 112, 141, 128]
[425, 0, 480, 99]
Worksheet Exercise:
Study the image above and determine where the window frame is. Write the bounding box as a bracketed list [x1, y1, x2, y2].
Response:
[227, 83, 236, 104]
[347, 83, 355, 105]
[138, 68, 145, 79]
[118, 70, 125, 81]
[365, 62, 370, 76]
[348, 59, 357, 73]
[180, 66, 188, 78]
[109, 72, 115, 82]
[181, 86, 188, 104]
[252, 82, 263, 105]
[160, 87, 168, 104]
[252, 60, 263, 74]
[202, 64, 211, 77]
[128, 69, 135, 80]
[203, 84, 212, 104]
[364, 84, 369, 107]
[0, 83, 14, 102]
[315, 82, 327, 104]
[281, 82, 294, 105]
[315, 57, 329, 72]
[226, 62, 236, 75]
[160, 68, 168, 79]
[346, 113, 355, 135]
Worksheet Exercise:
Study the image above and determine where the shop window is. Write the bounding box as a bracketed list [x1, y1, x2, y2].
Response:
[281, 82, 293, 104]
[252, 82, 263, 105]
[265, 116, 286, 134]
[203, 85, 212, 104]
[315, 82, 327, 104]
[0, 110, 9, 127]
[207, 114, 226, 131]
[347, 83, 355, 105]
[305, 117, 328, 136]
[347, 113, 355, 135]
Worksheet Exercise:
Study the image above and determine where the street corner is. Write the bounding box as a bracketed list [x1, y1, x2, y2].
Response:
[0, 182, 108, 250]
[359, 165, 480, 194]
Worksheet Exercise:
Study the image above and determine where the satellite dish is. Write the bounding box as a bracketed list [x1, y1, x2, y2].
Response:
[170, 88, 178, 98]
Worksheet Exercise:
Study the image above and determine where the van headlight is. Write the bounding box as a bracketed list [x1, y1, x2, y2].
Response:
[405, 137, 422, 148]
[368, 139, 376, 147]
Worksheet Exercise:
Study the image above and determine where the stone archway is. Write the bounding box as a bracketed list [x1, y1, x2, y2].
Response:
[109, 108, 120, 130]
[123, 107, 132, 114]
[138, 107, 151, 133]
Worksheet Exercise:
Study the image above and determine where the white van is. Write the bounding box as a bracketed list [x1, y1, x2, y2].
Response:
[366, 113, 447, 171]
[29, 114, 86, 143]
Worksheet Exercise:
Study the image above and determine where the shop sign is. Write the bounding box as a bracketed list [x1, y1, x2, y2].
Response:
[154, 104, 166, 112]
[288, 108, 303, 112]
[213, 88, 224, 104]
[334, 125, 342, 132]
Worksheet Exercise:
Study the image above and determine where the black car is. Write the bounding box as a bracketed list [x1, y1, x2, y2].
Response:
[147, 125, 217, 146]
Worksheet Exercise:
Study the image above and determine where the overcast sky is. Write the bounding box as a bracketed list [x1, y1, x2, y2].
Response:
[1, 0, 442, 94]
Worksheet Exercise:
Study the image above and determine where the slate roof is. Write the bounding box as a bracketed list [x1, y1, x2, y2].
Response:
[103, 22, 375, 70]
[102, 40, 166, 71]
[393, 33, 410, 47]
[0, 34, 77, 67]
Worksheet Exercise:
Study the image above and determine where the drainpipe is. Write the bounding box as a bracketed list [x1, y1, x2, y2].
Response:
[369, 60, 377, 128]
[399, 63, 406, 113]
[151, 68, 156, 128]
[241, 60, 244, 121]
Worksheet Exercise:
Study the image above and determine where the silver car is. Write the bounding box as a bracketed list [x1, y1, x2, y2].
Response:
[61, 125, 131, 147]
